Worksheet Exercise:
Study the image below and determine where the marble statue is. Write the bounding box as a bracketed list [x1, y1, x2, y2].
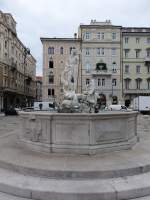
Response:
[60, 49, 80, 112]
[61, 49, 79, 93]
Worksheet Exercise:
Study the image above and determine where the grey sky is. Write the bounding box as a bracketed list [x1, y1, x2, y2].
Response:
[1, 0, 150, 75]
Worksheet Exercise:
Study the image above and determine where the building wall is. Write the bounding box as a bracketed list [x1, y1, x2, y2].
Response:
[0, 10, 36, 109]
[41, 39, 81, 102]
[79, 21, 122, 105]
[122, 28, 150, 106]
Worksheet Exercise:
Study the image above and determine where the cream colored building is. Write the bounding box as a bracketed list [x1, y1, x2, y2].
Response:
[78, 20, 122, 106]
[0, 10, 36, 110]
[41, 20, 150, 107]
[122, 27, 150, 106]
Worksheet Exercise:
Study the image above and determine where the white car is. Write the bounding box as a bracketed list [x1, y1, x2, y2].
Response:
[108, 105, 128, 111]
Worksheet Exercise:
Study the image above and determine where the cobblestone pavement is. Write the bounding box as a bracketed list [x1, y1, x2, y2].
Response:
[0, 115, 21, 136]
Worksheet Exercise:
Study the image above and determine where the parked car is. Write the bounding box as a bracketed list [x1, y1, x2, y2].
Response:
[108, 105, 128, 111]
[4, 107, 18, 115]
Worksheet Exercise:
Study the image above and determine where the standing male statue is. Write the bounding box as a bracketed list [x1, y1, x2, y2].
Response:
[61, 49, 79, 93]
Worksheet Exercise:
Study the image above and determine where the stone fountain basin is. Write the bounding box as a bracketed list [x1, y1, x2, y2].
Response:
[20, 111, 138, 155]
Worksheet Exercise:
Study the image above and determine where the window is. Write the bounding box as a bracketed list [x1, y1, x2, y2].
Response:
[112, 48, 116, 56]
[125, 79, 130, 90]
[124, 49, 130, 58]
[70, 47, 75, 54]
[147, 38, 150, 44]
[97, 32, 101, 39]
[97, 48, 101, 55]
[146, 49, 150, 57]
[112, 79, 117, 86]
[4, 41, 7, 48]
[48, 47, 54, 54]
[101, 48, 104, 55]
[101, 32, 104, 39]
[102, 78, 105, 86]
[136, 38, 140, 43]
[49, 60, 53, 68]
[112, 33, 116, 40]
[85, 48, 90, 56]
[98, 78, 101, 86]
[135, 49, 140, 58]
[11, 46, 14, 54]
[85, 63, 91, 73]
[125, 65, 129, 73]
[125, 37, 129, 43]
[136, 79, 141, 89]
[86, 79, 90, 85]
[136, 65, 141, 73]
[48, 89, 55, 96]
[49, 75, 54, 84]
[85, 32, 90, 40]
[147, 80, 150, 89]
[4, 53, 7, 59]
[147, 66, 150, 73]
[112, 62, 117, 73]
[60, 47, 63, 55]
[96, 48, 104, 55]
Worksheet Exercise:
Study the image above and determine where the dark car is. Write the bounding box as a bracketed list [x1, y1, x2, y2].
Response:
[4, 107, 18, 116]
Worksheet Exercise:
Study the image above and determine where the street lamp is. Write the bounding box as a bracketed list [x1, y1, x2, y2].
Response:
[112, 81, 115, 104]
[23, 47, 30, 107]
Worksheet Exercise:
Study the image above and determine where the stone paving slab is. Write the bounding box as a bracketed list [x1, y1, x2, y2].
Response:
[1, 167, 150, 199]
[0, 192, 30, 200]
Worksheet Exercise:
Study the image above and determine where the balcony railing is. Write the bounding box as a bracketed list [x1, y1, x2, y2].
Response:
[92, 70, 112, 76]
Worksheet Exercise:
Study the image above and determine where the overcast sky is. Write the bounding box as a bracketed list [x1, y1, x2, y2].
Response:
[1, 0, 150, 75]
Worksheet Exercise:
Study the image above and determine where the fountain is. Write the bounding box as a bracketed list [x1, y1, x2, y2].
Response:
[20, 50, 138, 155]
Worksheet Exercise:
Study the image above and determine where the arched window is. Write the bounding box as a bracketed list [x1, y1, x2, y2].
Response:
[60, 47, 63, 55]
[48, 47, 54, 55]
[70, 47, 76, 54]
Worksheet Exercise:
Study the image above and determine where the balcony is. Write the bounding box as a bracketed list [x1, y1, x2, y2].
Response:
[10, 62, 17, 71]
[124, 89, 150, 94]
[92, 69, 112, 76]
[26, 76, 32, 85]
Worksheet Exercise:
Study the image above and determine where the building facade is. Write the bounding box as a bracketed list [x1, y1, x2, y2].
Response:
[0, 10, 36, 110]
[35, 76, 42, 102]
[41, 38, 81, 102]
[41, 20, 150, 107]
[122, 27, 150, 107]
[78, 20, 122, 106]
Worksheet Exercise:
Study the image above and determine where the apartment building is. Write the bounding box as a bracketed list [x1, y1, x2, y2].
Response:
[41, 37, 81, 102]
[0, 10, 36, 110]
[122, 27, 150, 106]
[78, 20, 122, 106]
[41, 20, 150, 107]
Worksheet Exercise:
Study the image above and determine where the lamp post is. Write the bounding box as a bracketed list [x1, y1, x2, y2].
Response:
[112, 82, 115, 104]
[23, 47, 30, 107]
